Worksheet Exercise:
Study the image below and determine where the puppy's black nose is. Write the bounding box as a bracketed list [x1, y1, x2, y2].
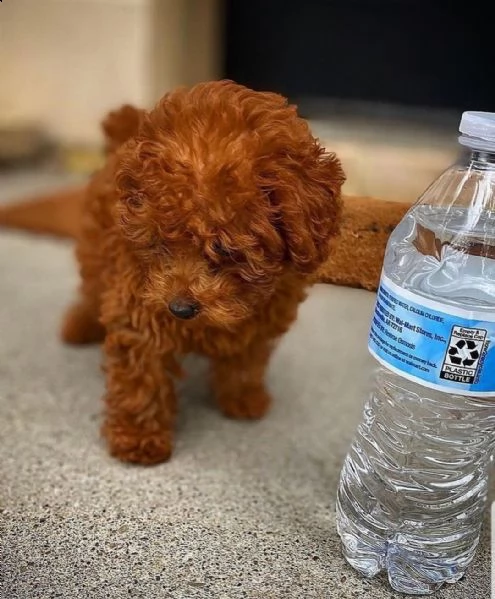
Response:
[168, 298, 200, 320]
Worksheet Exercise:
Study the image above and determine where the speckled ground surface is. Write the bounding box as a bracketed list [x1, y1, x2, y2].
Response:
[0, 195, 492, 598]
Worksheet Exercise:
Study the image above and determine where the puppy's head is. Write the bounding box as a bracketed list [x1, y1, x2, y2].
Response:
[115, 81, 345, 328]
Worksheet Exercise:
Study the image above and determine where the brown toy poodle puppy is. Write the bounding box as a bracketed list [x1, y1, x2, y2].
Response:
[61, 80, 345, 465]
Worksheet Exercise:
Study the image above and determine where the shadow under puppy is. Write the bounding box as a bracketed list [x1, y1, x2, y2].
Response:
[61, 80, 345, 465]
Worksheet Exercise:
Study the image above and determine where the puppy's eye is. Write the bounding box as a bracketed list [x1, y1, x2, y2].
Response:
[212, 240, 231, 258]
[146, 238, 171, 257]
[122, 193, 145, 210]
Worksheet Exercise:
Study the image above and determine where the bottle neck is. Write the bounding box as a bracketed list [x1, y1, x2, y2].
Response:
[458, 134, 495, 168]
[459, 146, 495, 171]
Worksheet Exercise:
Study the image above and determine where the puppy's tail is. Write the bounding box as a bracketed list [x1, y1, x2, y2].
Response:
[0, 186, 86, 239]
[102, 104, 144, 153]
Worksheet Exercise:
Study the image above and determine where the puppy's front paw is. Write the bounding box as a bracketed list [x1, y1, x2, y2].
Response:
[102, 421, 173, 465]
[220, 387, 272, 420]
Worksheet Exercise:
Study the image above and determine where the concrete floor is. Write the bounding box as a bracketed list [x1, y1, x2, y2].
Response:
[0, 173, 492, 598]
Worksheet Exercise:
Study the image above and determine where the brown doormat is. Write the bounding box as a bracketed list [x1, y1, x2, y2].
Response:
[0, 188, 410, 292]
[0, 187, 85, 238]
[315, 196, 410, 290]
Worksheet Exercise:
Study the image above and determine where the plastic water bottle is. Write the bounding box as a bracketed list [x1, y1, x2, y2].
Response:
[336, 112, 495, 595]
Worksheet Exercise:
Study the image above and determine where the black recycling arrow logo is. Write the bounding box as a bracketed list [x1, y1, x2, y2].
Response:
[448, 339, 480, 367]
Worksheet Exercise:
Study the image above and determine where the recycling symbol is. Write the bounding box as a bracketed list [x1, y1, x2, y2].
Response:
[448, 339, 480, 367]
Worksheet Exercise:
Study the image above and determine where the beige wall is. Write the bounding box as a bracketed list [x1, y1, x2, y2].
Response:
[0, 0, 222, 146]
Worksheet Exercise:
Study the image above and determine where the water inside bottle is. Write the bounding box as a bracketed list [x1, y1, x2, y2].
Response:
[387, 205, 495, 309]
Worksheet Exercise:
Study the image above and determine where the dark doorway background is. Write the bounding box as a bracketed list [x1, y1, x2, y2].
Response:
[223, 1, 494, 114]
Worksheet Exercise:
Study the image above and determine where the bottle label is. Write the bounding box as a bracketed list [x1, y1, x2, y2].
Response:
[368, 274, 495, 396]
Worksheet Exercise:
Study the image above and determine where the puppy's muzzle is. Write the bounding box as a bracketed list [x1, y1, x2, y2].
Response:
[168, 298, 200, 320]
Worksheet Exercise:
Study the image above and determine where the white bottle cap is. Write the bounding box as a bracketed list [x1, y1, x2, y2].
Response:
[459, 111, 495, 152]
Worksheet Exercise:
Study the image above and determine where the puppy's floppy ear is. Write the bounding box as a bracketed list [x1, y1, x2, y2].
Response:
[267, 144, 345, 274]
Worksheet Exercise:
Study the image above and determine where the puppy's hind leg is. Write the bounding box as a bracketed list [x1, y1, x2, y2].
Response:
[211, 341, 273, 420]
[61, 224, 106, 345]
[61, 299, 105, 345]
[61, 258, 105, 344]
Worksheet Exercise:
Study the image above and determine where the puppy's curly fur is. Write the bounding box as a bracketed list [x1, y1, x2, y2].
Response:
[62, 81, 345, 464]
